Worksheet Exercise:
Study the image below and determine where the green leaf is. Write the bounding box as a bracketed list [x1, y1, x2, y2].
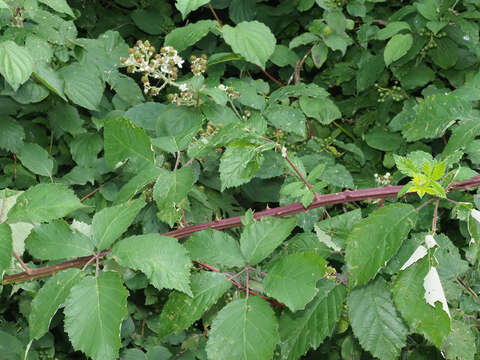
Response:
[69, 133, 103, 167]
[347, 277, 408, 360]
[206, 296, 279, 360]
[365, 127, 402, 151]
[111, 234, 192, 296]
[92, 198, 146, 250]
[164, 20, 217, 52]
[175, 0, 209, 19]
[311, 42, 328, 68]
[264, 252, 326, 311]
[59, 63, 104, 110]
[280, 279, 346, 360]
[29, 269, 83, 340]
[264, 104, 307, 137]
[443, 115, 480, 157]
[130, 8, 174, 35]
[222, 21, 276, 68]
[269, 44, 299, 67]
[299, 96, 341, 125]
[0, 116, 25, 153]
[442, 319, 476, 360]
[7, 184, 83, 223]
[64, 272, 128, 360]
[184, 229, 246, 268]
[114, 166, 163, 205]
[104, 117, 154, 168]
[345, 204, 417, 286]
[17, 143, 53, 177]
[33, 63, 67, 100]
[375, 21, 411, 40]
[392, 256, 450, 349]
[240, 216, 297, 265]
[0, 223, 12, 275]
[229, 0, 256, 24]
[0, 41, 34, 91]
[26, 220, 94, 260]
[219, 141, 265, 191]
[402, 94, 472, 142]
[384, 34, 413, 66]
[158, 272, 231, 338]
[289, 32, 319, 49]
[39, 0, 74, 16]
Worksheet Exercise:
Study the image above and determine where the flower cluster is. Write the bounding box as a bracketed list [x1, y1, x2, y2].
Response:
[190, 55, 207, 76]
[374, 172, 392, 186]
[218, 84, 241, 99]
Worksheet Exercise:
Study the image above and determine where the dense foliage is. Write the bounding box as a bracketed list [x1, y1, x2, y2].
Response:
[0, 0, 480, 359]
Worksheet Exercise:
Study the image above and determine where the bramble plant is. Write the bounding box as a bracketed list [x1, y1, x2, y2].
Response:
[0, 0, 480, 360]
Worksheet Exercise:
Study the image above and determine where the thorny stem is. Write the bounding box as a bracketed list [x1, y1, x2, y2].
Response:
[432, 198, 440, 233]
[4, 175, 480, 285]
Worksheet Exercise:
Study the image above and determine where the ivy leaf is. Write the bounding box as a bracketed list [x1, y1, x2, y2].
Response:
[59, 63, 104, 110]
[184, 229, 246, 268]
[0, 117, 25, 153]
[17, 143, 53, 177]
[175, 0, 209, 19]
[240, 216, 297, 265]
[92, 198, 146, 250]
[206, 296, 279, 360]
[219, 141, 266, 191]
[345, 204, 417, 286]
[7, 184, 84, 223]
[392, 256, 450, 349]
[104, 117, 154, 168]
[164, 20, 217, 52]
[263, 252, 326, 311]
[347, 277, 408, 360]
[111, 234, 193, 296]
[221, 21, 276, 68]
[64, 272, 128, 360]
[279, 279, 346, 360]
[29, 269, 83, 340]
[26, 220, 94, 260]
[384, 34, 413, 66]
[403, 94, 472, 142]
[0, 223, 12, 275]
[158, 272, 232, 338]
[0, 40, 34, 91]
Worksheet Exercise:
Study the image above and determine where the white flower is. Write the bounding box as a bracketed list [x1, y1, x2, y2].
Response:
[218, 84, 227, 91]
[179, 83, 188, 92]
[471, 209, 480, 223]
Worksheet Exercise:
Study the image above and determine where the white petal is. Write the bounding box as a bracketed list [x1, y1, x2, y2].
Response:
[425, 234, 437, 249]
[400, 245, 428, 270]
[424, 266, 451, 318]
[471, 209, 480, 223]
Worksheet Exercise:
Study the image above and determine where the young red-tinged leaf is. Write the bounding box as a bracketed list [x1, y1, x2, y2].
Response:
[345, 204, 417, 286]
[29, 269, 83, 340]
[111, 234, 193, 296]
[92, 197, 146, 250]
[280, 279, 346, 360]
[206, 296, 279, 360]
[263, 252, 326, 311]
[158, 272, 231, 338]
[240, 216, 297, 265]
[347, 277, 408, 360]
[64, 272, 128, 360]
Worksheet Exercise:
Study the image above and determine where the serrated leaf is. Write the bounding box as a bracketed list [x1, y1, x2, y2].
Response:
[240, 216, 297, 265]
[392, 256, 450, 348]
[59, 63, 104, 110]
[184, 229, 246, 268]
[402, 94, 472, 142]
[158, 272, 231, 338]
[222, 21, 276, 68]
[92, 198, 145, 250]
[264, 104, 307, 137]
[0, 117, 25, 153]
[104, 117, 154, 168]
[0, 40, 34, 91]
[0, 223, 12, 275]
[219, 141, 265, 191]
[29, 269, 83, 340]
[112, 234, 192, 296]
[164, 20, 217, 52]
[384, 33, 413, 66]
[114, 166, 163, 205]
[346, 204, 417, 286]
[17, 142, 53, 177]
[69, 133, 103, 168]
[280, 279, 346, 360]
[26, 220, 94, 260]
[264, 252, 326, 311]
[39, 0, 74, 16]
[442, 115, 480, 157]
[347, 277, 408, 360]
[64, 272, 128, 360]
[206, 296, 279, 360]
[175, 0, 209, 19]
[7, 184, 83, 223]
[299, 96, 341, 125]
[443, 319, 476, 360]
[33, 63, 67, 100]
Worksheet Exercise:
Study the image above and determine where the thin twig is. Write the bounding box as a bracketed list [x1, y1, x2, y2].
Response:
[287, 41, 319, 86]
[208, 2, 222, 27]
[257, 66, 284, 87]
[432, 198, 440, 233]
[415, 198, 435, 212]
[13, 251, 31, 274]
[455, 276, 478, 299]
[173, 151, 181, 171]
